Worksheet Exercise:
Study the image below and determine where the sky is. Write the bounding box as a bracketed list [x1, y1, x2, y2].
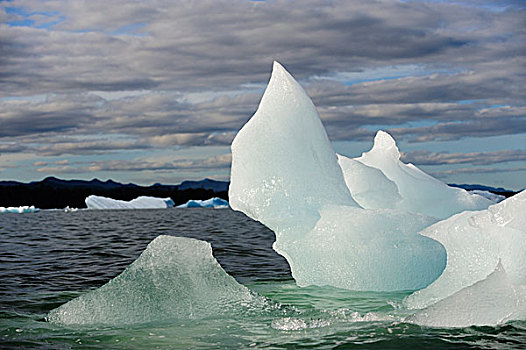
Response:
[0, 0, 525, 190]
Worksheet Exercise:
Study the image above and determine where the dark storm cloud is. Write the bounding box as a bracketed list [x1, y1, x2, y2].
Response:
[0, 0, 524, 154]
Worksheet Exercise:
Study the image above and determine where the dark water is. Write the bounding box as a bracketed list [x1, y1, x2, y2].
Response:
[1, 209, 525, 349]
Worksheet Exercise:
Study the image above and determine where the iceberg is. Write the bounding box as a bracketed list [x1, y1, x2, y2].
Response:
[176, 197, 229, 209]
[405, 190, 526, 309]
[337, 154, 402, 210]
[85, 195, 174, 210]
[47, 235, 269, 326]
[229, 62, 446, 291]
[411, 261, 526, 327]
[468, 189, 506, 203]
[350, 131, 491, 219]
[0, 205, 39, 213]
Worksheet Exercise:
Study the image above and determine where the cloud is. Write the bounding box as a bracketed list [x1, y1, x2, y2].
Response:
[35, 153, 232, 174]
[401, 149, 526, 166]
[430, 165, 526, 178]
[1, 0, 525, 185]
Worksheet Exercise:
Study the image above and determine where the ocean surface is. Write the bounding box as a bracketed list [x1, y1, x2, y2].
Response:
[1, 208, 525, 349]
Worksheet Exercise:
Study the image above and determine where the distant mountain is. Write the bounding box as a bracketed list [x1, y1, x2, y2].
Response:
[177, 178, 229, 192]
[29, 176, 138, 189]
[0, 177, 228, 209]
[448, 183, 519, 197]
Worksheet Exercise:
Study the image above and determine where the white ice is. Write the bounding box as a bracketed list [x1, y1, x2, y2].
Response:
[337, 154, 401, 210]
[349, 131, 491, 219]
[47, 235, 269, 325]
[229, 62, 446, 291]
[176, 197, 229, 209]
[0, 205, 39, 213]
[85, 195, 174, 210]
[411, 261, 526, 327]
[405, 190, 526, 310]
[468, 189, 506, 203]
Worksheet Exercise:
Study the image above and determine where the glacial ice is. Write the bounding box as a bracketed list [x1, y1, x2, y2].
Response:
[85, 195, 174, 210]
[405, 190, 526, 309]
[176, 197, 229, 209]
[411, 261, 526, 327]
[0, 205, 39, 213]
[47, 235, 268, 325]
[337, 154, 402, 210]
[352, 131, 491, 219]
[468, 189, 506, 203]
[229, 62, 446, 291]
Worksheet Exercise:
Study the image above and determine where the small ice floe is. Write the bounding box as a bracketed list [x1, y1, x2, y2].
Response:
[0, 205, 40, 213]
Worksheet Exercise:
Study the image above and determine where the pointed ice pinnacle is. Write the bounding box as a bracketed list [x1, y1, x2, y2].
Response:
[229, 62, 446, 291]
[230, 61, 358, 232]
[353, 130, 492, 219]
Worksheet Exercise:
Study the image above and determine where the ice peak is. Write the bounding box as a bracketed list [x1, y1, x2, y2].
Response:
[372, 130, 400, 159]
[269, 61, 298, 91]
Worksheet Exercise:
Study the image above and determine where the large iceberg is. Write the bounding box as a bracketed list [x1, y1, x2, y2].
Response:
[0, 205, 39, 213]
[405, 190, 526, 309]
[343, 131, 491, 219]
[229, 62, 447, 291]
[85, 195, 174, 210]
[176, 197, 229, 209]
[47, 235, 269, 325]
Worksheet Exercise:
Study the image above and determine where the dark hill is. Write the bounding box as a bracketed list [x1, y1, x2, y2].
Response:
[0, 178, 229, 209]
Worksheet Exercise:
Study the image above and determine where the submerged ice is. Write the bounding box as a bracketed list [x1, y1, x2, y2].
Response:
[85, 195, 174, 210]
[47, 235, 268, 325]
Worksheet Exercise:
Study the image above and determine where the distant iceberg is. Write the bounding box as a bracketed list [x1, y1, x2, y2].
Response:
[85, 195, 174, 210]
[176, 197, 229, 209]
[0, 205, 39, 213]
[468, 189, 506, 203]
[47, 235, 271, 325]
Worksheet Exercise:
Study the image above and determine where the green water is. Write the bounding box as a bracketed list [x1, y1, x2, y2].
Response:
[1, 209, 525, 349]
[3, 280, 526, 349]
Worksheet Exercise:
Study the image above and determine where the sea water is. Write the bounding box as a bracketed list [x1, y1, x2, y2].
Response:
[1, 209, 525, 349]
